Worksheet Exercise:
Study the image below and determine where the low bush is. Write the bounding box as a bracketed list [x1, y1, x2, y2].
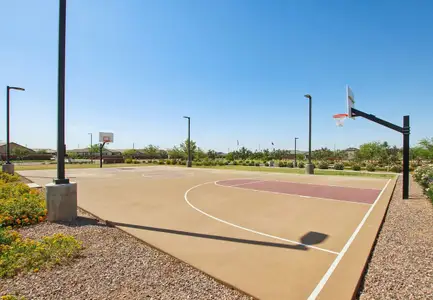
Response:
[343, 161, 352, 167]
[248, 162, 255, 167]
[0, 295, 27, 300]
[217, 160, 224, 166]
[318, 161, 329, 169]
[361, 162, 367, 167]
[0, 173, 19, 183]
[133, 159, 140, 164]
[298, 161, 305, 168]
[224, 161, 229, 165]
[195, 161, 202, 166]
[279, 162, 287, 168]
[264, 162, 270, 167]
[413, 165, 433, 190]
[426, 183, 433, 204]
[255, 162, 260, 167]
[0, 174, 47, 228]
[286, 161, 294, 168]
[166, 160, 172, 165]
[352, 164, 361, 171]
[171, 159, 177, 165]
[366, 163, 376, 172]
[158, 160, 165, 165]
[389, 164, 402, 173]
[242, 161, 248, 166]
[334, 162, 344, 170]
[0, 228, 82, 278]
[233, 161, 238, 166]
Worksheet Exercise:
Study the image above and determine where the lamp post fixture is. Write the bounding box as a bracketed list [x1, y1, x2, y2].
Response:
[3, 86, 25, 174]
[183, 116, 192, 167]
[304, 94, 314, 174]
[294, 137, 299, 167]
[88, 133, 93, 163]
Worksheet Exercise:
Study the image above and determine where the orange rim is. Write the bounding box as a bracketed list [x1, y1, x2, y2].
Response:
[333, 113, 348, 118]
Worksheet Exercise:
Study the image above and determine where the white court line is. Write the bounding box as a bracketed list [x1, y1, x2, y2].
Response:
[307, 178, 392, 300]
[214, 181, 372, 206]
[184, 181, 339, 255]
[228, 180, 265, 187]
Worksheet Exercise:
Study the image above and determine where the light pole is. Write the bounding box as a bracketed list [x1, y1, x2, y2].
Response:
[294, 137, 298, 167]
[183, 116, 192, 167]
[304, 94, 314, 174]
[4, 86, 25, 172]
[88, 133, 93, 163]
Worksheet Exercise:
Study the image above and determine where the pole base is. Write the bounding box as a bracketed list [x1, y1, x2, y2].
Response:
[186, 160, 192, 168]
[2, 163, 14, 175]
[45, 182, 77, 222]
[305, 163, 315, 175]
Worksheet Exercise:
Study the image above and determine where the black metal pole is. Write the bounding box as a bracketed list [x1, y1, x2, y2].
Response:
[54, 0, 69, 184]
[99, 142, 105, 168]
[403, 115, 410, 199]
[308, 97, 312, 164]
[188, 118, 191, 166]
[6, 87, 10, 164]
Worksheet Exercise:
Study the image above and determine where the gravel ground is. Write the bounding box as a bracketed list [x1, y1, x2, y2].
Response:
[0, 209, 252, 300]
[358, 176, 433, 299]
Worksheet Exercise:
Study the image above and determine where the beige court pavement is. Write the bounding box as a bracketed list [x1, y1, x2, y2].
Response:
[19, 166, 397, 300]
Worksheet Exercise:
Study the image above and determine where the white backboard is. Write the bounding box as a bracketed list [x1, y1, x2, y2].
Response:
[347, 85, 355, 118]
[99, 132, 114, 143]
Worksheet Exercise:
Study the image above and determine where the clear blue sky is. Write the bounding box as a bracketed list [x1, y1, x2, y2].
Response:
[1, 0, 432, 152]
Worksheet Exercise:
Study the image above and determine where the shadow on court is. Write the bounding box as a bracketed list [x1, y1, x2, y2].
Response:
[105, 221, 329, 251]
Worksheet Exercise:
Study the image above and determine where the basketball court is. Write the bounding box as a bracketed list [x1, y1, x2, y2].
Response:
[19, 166, 396, 300]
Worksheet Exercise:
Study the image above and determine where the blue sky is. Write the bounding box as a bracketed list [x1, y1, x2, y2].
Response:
[1, 0, 432, 152]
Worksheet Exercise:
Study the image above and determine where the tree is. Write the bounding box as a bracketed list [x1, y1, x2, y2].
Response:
[207, 149, 217, 160]
[180, 139, 198, 160]
[168, 146, 186, 159]
[123, 149, 137, 158]
[143, 144, 160, 159]
[12, 148, 30, 161]
[312, 147, 333, 161]
[357, 142, 385, 162]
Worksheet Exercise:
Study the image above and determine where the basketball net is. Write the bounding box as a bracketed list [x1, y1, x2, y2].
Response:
[333, 113, 348, 127]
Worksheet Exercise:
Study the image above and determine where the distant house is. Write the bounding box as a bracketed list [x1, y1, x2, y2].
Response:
[67, 147, 121, 156]
[344, 147, 359, 160]
[33, 148, 56, 155]
[0, 142, 35, 155]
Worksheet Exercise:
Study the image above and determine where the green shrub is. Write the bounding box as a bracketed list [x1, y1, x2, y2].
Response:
[413, 165, 433, 189]
[366, 163, 376, 172]
[298, 161, 305, 168]
[426, 183, 433, 204]
[389, 164, 402, 173]
[361, 162, 367, 167]
[158, 160, 165, 165]
[343, 161, 352, 167]
[171, 159, 177, 165]
[255, 162, 260, 167]
[224, 161, 229, 165]
[0, 230, 82, 278]
[166, 160, 172, 165]
[318, 161, 329, 169]
[0, 173, 19, 183]
[264, 162, 270, 167]
[248, 162, 254, 166]
[233, 161, 238, 166]
[133, 159, 140, 164]
[195, 161, 202, 166]
[352, 164, 361, 171]
[125, 158, 133, 164]
[0, 295, 27, 300]
[409, 161, 420, 171]
[242, 161, 248, 166]
[334, 162, 344, 170]
[218, 160, 224, 166]
[287, 161, 294, 168]
[279, 162, 287, 168]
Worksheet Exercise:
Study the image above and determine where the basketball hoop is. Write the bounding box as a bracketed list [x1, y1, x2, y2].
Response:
[333, 113, 348, 127]
[103, 136, 110, 143]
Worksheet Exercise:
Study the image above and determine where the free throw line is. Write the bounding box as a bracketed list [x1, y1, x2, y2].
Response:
[184, 181, 339, 255]
[307, 178, 392, 299]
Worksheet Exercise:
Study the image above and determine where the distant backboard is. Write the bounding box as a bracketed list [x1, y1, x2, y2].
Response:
[99, 132, 114, 143]
[347, 85, 355, 118]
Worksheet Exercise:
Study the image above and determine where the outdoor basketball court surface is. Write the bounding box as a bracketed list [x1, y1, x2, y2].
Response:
[19, 166, 396, 300]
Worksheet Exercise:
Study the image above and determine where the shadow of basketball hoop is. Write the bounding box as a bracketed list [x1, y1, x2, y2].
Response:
[300, 231, 329, 246]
